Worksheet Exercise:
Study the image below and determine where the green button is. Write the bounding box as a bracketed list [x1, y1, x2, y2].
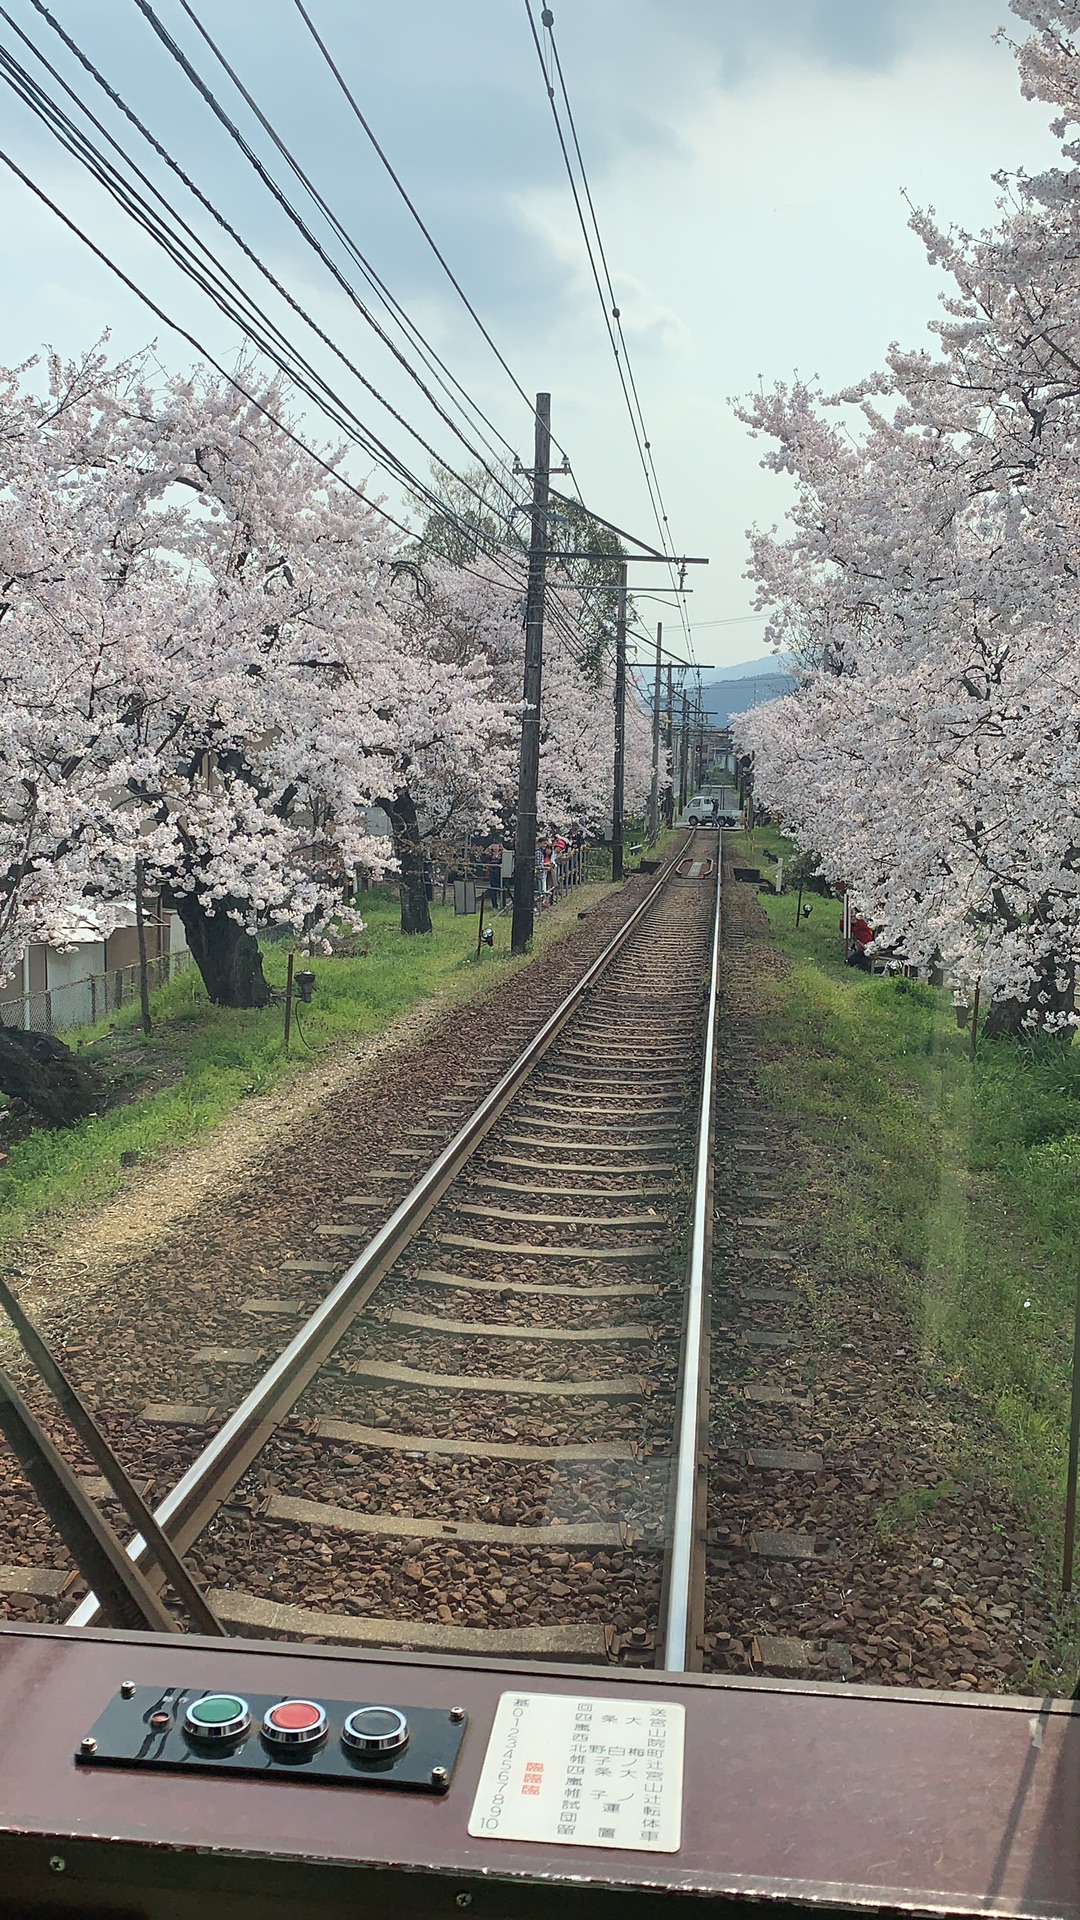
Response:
[189, 1694, 245, 1725]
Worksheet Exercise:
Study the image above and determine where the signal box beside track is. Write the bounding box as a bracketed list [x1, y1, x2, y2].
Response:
[0, 1620, 1076, 1920]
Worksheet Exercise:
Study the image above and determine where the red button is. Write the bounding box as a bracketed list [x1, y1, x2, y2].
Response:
[268, 1701, 322, 1732]
[261, 1698, 328, 1747]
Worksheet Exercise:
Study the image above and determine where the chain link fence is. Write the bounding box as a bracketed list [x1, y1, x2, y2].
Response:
[0, 948, 193, 1037]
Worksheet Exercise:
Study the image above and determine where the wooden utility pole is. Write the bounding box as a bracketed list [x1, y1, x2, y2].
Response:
[511, 393, 551, 955]
[647, 621, 663, 844]
[611, 561, 628, 881]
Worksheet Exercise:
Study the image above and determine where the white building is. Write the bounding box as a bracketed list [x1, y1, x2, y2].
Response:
[2, 904, 191, 1035]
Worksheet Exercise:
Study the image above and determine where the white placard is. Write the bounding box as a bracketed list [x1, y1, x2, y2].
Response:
[468, 1691, 684, 1853]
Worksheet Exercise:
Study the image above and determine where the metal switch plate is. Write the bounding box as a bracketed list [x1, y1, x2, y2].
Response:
[75, 1686, 467, 1792]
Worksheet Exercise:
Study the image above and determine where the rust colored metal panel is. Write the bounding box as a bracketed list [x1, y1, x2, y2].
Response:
[0, 1624, 1077, 1918]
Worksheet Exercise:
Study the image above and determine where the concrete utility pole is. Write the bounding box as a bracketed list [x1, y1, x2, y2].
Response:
[611, 561, 628, 881]
[511, 393, 551, 955]
[679, 689, 690, 811]
[664, 665, 674, 825]
[647, 621, 662, 844]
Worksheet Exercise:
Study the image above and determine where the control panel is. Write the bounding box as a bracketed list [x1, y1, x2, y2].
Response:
[74, 1683, 467, 1792]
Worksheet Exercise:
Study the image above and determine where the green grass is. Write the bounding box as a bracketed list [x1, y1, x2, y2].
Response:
[740, 827, 1080, 1565]
[0, 879, 619, 1247]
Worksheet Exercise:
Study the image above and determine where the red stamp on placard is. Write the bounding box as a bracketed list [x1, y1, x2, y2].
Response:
[522, 1760, 544, 1796]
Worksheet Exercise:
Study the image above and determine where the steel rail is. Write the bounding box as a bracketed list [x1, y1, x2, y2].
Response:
[659, 836, 722, 1671]
[68, 832, 699, 1629]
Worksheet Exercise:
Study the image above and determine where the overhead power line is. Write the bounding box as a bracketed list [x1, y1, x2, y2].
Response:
[25, 0, 515, 491]
[2, 8, 498, 519]
[0, 6, 623, 677]
[285, 0, 578, 475]
[123, 0, 520, 514]
[522, 0, 696, 660]
[0, 12, 558, 617]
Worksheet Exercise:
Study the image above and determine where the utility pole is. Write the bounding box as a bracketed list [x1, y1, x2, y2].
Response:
[648, 621, 662, 844]
[679, 689, 690, 811]
[611, 561, 628, 881]
[511, 393, 551, 955]
[664, 665, 674, 826]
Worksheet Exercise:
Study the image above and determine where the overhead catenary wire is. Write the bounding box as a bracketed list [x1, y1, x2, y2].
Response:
[284, 0, 578, 475]
[101, 0, 601, 655]
[522, 1, 696, 658]
[117, 1, 655, 662]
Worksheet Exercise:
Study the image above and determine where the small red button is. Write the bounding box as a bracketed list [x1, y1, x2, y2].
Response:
[268, 1701, 321, 1732]
[261, 1698, 328, 1747]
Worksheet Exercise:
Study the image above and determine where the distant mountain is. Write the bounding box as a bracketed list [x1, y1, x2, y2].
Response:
[706, 652, 794, 681]
[700, 666, 795, 727]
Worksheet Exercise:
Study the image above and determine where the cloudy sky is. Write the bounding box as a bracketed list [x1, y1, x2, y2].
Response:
[0, 0, 1062, 668]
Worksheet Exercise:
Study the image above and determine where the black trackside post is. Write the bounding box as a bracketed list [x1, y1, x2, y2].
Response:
[284, 950, 295, 1054]
[511, 393, 552, 956]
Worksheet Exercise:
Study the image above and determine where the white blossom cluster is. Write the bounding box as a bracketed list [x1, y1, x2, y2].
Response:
[0, 352, 649, 989]
[734, 0, 1080, 1028]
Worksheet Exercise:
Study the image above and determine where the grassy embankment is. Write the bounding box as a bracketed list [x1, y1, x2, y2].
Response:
[0, 848, 652, 1246]
[741, 823, 1080, 1571]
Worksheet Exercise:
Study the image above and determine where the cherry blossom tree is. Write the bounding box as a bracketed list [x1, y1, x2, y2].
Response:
[0, 352, 405, 1010]
[381, 549, 653, 932]
[733, 0, 1080, 1033]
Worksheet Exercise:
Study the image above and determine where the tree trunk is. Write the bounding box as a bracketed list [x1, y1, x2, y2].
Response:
[385, 789, 432, 936]
[0, 1029, 105, 1127]
[981, 956, 1076, 1040]
[172, 896, 271, 1008]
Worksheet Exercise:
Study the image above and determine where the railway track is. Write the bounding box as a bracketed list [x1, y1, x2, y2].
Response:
[64, 833, 721, 1667]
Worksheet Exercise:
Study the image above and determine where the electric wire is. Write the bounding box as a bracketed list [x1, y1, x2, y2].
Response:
[0, 20, 461, 504]
[21, 0, 517, 509]
[166, 0, 519, 479]
[522, 1, 696, 656]
[114, 0, 602, 655]
[124, 0, 523, 521]
[0, 28, 561, 624]
[0, 10, 613, 675]
[121, 1, 663, 653]
[285, 0, 578, 473]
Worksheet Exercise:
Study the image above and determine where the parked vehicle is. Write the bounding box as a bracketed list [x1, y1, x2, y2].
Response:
[678, 794, 741, 828]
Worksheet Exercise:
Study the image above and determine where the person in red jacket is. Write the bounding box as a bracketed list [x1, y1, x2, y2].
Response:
[845, 910, 875, 969]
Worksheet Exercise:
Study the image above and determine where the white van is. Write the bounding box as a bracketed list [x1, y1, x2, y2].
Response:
[678, 795, 741, 828]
